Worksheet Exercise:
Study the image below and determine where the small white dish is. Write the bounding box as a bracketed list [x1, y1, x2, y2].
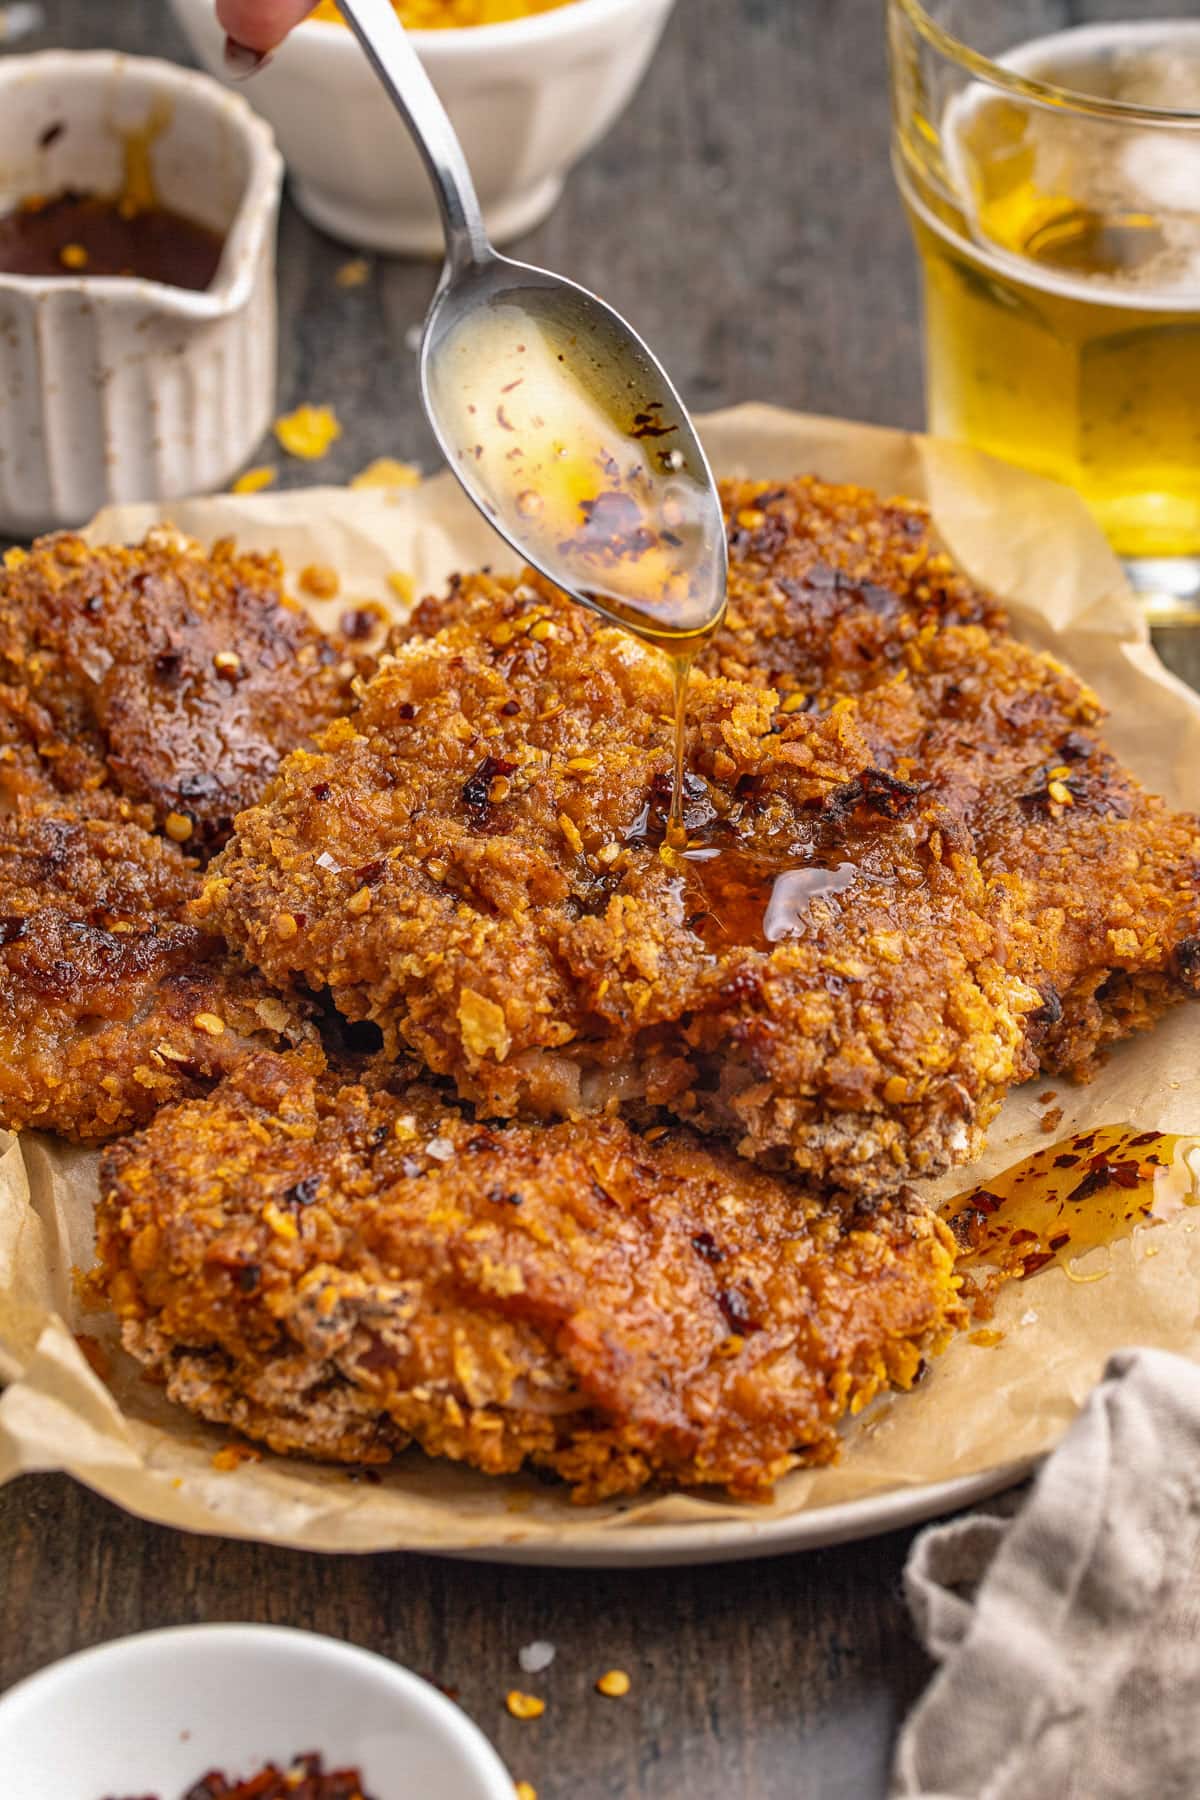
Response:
[170, 0, 678, 254]
[0, 51, 283, 536]
[0, 1624, 516, 1800]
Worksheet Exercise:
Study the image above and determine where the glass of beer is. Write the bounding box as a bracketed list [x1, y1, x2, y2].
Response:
[888, 0, 1200, 623]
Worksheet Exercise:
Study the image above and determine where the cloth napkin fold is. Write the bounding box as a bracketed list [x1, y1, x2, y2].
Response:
[891, 1347, 1200, 1800]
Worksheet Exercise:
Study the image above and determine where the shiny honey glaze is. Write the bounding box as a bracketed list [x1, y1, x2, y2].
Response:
[943, 1125, 1200, 1297]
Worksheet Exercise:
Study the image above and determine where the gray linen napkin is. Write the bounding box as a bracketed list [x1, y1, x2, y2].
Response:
[891, 1347, 1200, 1800]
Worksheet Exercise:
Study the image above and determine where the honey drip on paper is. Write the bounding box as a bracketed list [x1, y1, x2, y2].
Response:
[943, 1125, 1200, 1302]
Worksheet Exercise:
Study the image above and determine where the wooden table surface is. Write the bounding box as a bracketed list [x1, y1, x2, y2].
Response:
[3, 3, 1198, 1796]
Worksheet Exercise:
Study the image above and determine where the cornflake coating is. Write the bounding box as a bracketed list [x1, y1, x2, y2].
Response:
[203, 586, 1034, 1193]
[403, 477, 1200, 1082]
[91, 1052, 964, 1503]
[0, 801, 317, 1142]
[0, 530, 360, 850]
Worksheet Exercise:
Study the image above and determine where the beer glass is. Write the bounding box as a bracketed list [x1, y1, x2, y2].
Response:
[888, 1, 1200, 623]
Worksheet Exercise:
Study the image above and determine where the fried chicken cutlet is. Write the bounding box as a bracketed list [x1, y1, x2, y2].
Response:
[91, 1050, 962, 1502]
[404, 478, 1200, 1082]
[201, 586, 1037, 1194]
[0, 800, 316, 1141]
[0, 529, 360, 850]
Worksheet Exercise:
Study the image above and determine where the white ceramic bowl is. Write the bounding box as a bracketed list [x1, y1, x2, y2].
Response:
[170, 0, 678, 254]
[0, 1624, 516, 1800]
[0, 52, 283, 536]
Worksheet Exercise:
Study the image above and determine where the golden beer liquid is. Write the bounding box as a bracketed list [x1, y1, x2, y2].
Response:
[899, 23, 1200, 564]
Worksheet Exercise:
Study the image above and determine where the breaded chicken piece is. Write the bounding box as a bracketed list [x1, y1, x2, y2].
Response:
[0, 530, 360, 850]
[91, 1051, 963, 1502]
[402, 478, 1200, 1081]
[0, 802, 316, 1141]
[202, 584, 1034, 1194]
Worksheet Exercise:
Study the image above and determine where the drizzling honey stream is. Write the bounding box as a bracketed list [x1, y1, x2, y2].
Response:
[425, 295, 728, 840]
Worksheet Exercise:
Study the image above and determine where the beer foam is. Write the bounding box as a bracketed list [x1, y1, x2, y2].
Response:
[939, 21, 1200, 308]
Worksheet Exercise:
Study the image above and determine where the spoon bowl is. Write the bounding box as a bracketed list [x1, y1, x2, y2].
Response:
[335, 0, 727, 651]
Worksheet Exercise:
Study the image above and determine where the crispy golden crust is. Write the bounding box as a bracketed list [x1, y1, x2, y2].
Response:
[0, 801, 317, 1142]
[203, 582, 1034, 1193]
[92, 1051, 963, 1502]
[0, 530, 360, 850]
[404, 478, 1200, 1081]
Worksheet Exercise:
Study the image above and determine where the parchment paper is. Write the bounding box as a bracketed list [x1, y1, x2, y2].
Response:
[2, 404, 1198, 1555]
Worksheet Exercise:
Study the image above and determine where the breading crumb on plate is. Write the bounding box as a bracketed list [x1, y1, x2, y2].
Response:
[91, 1051, 963, 1503]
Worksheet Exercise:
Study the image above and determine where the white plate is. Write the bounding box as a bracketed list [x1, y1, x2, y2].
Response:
[0, 1624, 515, 1800]
[438, 1460, 1035, 1567]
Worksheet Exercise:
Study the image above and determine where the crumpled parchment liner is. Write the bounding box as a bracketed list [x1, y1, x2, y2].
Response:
[1, 405, 1198, 1558]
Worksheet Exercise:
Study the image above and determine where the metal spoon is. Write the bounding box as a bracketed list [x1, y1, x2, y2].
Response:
[334, 0, 727, 654]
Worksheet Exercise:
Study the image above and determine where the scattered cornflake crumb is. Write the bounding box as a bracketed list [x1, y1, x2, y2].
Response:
[59, 241, 88, 269]
[596, 1669, 631, 1699]
[164, 810, 194, 842]
[299, 562, 341, 600]
[212, 1443, 262, 1472]
[263, 1200, 299, 1242]
[515, 1784, 537, 1800]
[1039, 1090, 1057, 1104]
[349, 456, 421, 490]
[336, 257, 371, 288]
[74, 1333, 111, 1381]
[275, 403, 343, 461]
[506, 1691, 545, 1721]
[1040, 1105, 1064, 1134]
[968, 1329, 1005, 1349]
[192, 1011, 226, 1037]
[232, 464, 277, 495]
[518, 1641, 556, 1675]
[387, 570, 415, 607]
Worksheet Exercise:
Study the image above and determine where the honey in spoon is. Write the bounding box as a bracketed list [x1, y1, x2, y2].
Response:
[425, 287, 727, 844]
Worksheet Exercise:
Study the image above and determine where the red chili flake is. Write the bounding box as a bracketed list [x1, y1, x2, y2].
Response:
[1129, 1131, 1164, 1148]
[1020, 1251, 1056, 1278]
[340, 606, 378, 641]
[1069, 1159, 1142, 1203]
[104, 1752, 377, 1799]
[717, 1287, 759, 1333]
[969, 1191, 1003, 1215]
[1009, 1228, 1039, 1246]
[462, 753, 516, 814]
[1048, 1233, 1071, 1252]
[1053, 1153, 1081, 1168]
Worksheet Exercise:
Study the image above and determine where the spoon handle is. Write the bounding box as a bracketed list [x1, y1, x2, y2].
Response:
[334, 0, 491, 272]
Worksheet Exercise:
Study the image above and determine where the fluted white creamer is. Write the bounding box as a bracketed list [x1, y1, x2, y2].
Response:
[0, 52, 283, 536]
